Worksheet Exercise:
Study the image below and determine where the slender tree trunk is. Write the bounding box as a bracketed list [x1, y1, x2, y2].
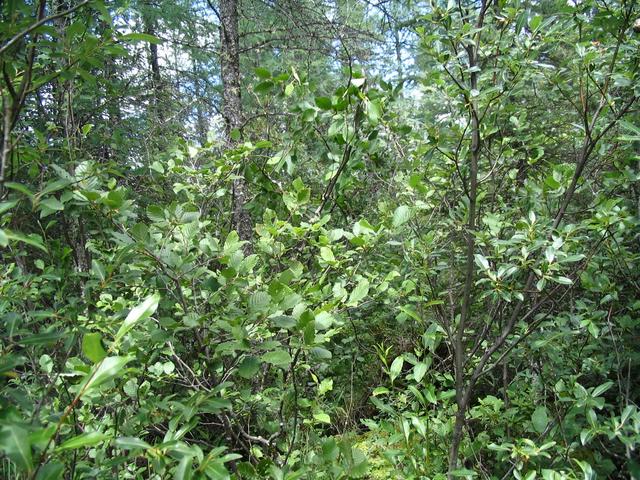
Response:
[54, 0, 90, 275]
[143, 4, 163, 122]
[194, 61, 208, 145]
[448, 3, 487, 476]
[219, 0, 252, 247]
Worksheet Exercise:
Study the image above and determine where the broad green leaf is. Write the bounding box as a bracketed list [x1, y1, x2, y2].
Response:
[0, 424, 33, 472]
[392, 205, 411, 227]
[91, 259, 106, 281]
[56, 431, 110, 451]
[237, 356, 261, 379]
[389, 356, 404, 382]
[314, 311, 334, 330]
[532, 406, 549, 433]
[285, 82, 294, 96]
[592, 381, 613, 398]
[18, 331, 65, 345]
[3, 229, 48, 252]
[318, 378, 333, 395]
[0, 199, 19, 215]
[174, 454, 193, 480]
[4, 182, 34, 198]
[114, 293, 160, 343]
[115, 437, 151, 450]
[147, 205, 165, 222]
[347, 279, 369, 306]
[270, 315, 297, 330]
[319, 246, 335, 263]
[261, 350, 292, 367]
[0, 355, 25, 375]
[82, 356, 132, 395]
[35, 461, 63, 480]
[40, 197, 64, 211]
[311, 347, 332, 359]
[414, 362, 428, 383]
[82, 333, 107, 363]
[366, 100, 382, 123]
[254, 81, 274, 93]
[474, 254, 490, 270]
[255, 67, 271, 79]
[248, 291, 271, 312]
[315, 96, 332, 110]
[313, 412, 331, 424]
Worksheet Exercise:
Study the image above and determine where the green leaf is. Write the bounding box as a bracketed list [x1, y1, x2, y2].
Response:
[18, 330, 65, 345]
[389, 356, 404, 382]
[114, 437, 151, 450]
[366, 100, 382, 123]
[0, 199, 19, 215]
[313, 412, 331, 424]
[40, 197, 64, 211]
[530, 15, 542, 31]
[314, 311, 334, 330]
[82, 356, 132, 394]
[82, 333, 107, 363]
[347, 279, 370, 306]
[592, 381, 613, 398]
[147, 205, 165, 222]
[4, 182, 34, 198]
[248, 291, 271, 312]
[392, 205, 411, 227]
[56, 431, 110, 451]
[319, 246, 335, 263]
[318, 378, 333, 395]
[2, 229, 48, 252]
[532, 406, 549, 433]
[230, 129, 241, 141]
[254, 80, 274, 93]
[174, 455, 193, 480]
[311, 347, 332, 359]
[284, 82, 295, 96]
[261, 350, 292, 367]
[254, 67, 271, 79]
[91, 259, 106, 282]
[0, 424, 33, 472]
[450, 468, 477, 477]
[114, 293, 160, 343]
[35, 461, 63, 480]
[315, 96, 332, 110]
[120, 32, 163, 44]
[237, 356, 261, 379]
[474, 254, 490, 270]
[270, 315, 297, 330]
[414, 362, 428, 383]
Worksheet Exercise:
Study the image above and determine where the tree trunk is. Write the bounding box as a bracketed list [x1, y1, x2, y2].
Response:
[448, 3, 487, 476]
[219, 0, 252, 247]
[143, 4, 163, 122]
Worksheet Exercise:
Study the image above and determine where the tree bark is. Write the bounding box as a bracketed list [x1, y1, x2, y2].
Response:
[448, 2, 488, 476]
[219, 0, 252, 247]
[143, 3, 163, 122]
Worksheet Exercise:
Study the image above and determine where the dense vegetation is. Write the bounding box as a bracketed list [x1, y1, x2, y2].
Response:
[1, 0, 639, 478]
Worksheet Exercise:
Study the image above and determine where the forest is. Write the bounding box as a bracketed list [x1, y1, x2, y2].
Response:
[1, 0, 639, 478]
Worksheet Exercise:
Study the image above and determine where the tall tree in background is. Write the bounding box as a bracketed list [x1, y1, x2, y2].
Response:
[218, 0, 253, 244]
